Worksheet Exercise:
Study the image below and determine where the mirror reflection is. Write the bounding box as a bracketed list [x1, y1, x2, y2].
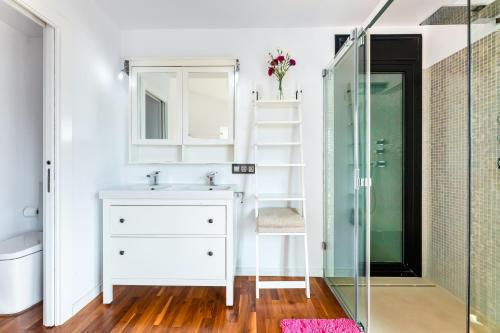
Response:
[138, 72, 179, 140]
[186, 72, 232, 140]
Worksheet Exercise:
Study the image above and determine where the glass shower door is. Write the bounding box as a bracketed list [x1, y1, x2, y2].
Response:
[323, 29, 371, 330]
[356, 30, 371, 330]
[324, 39, 357, 318]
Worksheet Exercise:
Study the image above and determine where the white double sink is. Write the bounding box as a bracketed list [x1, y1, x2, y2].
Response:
[130, 184, 232, 191]
[99, 184, 235, 200]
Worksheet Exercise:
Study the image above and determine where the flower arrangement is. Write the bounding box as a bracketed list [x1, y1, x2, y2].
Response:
[267, 49, 296, 99]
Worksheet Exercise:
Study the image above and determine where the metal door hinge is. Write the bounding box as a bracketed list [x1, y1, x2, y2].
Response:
[321, 241, 327, 250]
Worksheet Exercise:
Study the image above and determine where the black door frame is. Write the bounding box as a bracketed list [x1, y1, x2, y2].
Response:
[370, 34, 423, 277]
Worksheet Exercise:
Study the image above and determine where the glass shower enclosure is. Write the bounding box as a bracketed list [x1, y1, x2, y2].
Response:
[324, 1, 499, 332]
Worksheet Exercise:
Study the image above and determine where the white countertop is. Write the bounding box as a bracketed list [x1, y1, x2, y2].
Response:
[99, 184, 236, 200]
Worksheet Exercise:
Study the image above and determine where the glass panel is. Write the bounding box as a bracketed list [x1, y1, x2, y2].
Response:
[325, 42, 357, 318]
[356, 32, 369, 330]
[469, 1, 500, 331]
[370, 73, 404, 263]
[138, 72, 180, 141]
[186, 71, 232, 141]
[323, 67, 335, 285]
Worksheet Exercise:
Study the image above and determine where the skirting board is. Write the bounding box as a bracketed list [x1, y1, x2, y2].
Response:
[236, 267, 323, 277]
[72, 283, 102, 316]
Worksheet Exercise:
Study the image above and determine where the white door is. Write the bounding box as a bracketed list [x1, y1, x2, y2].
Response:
[42, 24, 56, 327]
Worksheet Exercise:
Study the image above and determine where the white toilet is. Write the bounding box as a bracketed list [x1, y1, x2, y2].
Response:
[0, 231, 43, 315]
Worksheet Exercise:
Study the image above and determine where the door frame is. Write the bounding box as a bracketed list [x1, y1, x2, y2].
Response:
[3, 0, 62, 326]
[370, 34, 423, 277]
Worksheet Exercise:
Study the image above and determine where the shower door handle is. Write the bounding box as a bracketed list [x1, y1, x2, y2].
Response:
[47, 168, 51, 193]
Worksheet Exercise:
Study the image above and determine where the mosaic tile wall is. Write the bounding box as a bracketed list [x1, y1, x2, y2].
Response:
[423, 31, 500, 325]
[470, 31, 500, 326]
[425, 44, 469, 302]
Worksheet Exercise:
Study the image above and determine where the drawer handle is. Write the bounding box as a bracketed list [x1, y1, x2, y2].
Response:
[208, 218, 214, 224]
[119, 250, 125, 255]
[207, 251, 214, 257]
[119, 218, 125, 223]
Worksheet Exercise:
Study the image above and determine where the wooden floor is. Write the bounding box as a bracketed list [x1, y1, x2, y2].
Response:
[0, 277, 345, 333]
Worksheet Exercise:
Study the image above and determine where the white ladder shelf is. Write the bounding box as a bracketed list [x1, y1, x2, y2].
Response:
[253, 92, 310, 299]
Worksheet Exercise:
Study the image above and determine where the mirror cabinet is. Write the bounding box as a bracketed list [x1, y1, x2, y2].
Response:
[129, 59, 236, 164]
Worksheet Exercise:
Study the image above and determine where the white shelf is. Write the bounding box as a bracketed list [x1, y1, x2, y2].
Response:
[255, 142, 301, 146]
[255, 99, 301, 108]
[257, 164, 305, 167]
[255, 193, 305, 201]
[255, 120, 301, 126]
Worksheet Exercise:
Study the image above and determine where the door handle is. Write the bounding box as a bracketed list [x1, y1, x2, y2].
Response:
[47, 169, 51, 193]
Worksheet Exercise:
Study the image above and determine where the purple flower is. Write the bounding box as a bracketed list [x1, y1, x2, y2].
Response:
[268, 67, 275, 76]
[289, 59, 296, 66]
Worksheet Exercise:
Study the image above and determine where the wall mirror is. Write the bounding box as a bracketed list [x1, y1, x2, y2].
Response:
[184, 68, 234, 144]
[129, 59, 237, 164]
[132, 68, 182, 145]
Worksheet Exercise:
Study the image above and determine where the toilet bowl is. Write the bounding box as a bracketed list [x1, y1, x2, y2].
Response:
[0, 231, 42, 315]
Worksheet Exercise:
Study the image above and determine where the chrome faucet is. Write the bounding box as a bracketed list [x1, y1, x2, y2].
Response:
[207, 172, 218, 186]
[147, 171, 160, 186]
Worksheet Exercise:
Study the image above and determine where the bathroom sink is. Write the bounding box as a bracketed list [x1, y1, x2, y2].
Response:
[166, 184, 232, 191]
[99, 184, 234, 200]
[128, 184, 170, 191]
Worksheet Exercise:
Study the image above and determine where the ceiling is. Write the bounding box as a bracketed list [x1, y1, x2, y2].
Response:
[91, 0, 383, 29]
[92, 0, 479, 30]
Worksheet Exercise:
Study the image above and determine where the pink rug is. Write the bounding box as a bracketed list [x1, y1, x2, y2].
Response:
[280, 318, 360, 333]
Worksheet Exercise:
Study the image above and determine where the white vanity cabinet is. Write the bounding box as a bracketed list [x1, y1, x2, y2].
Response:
[99, 188, 235, 306]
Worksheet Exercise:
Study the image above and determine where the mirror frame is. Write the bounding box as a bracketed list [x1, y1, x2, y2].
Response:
[128, 58, 238, 164]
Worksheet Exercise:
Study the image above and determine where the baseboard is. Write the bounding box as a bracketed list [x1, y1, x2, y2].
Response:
[236, 267, 323, 277]
[72, 283, 102, 316]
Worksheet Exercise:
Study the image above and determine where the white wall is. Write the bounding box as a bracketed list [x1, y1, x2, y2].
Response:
[0, 20, 43, 240]
[13, 0, 124, 323]
[120, 27, 348, 277]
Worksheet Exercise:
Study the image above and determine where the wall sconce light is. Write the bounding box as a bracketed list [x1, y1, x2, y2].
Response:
[118, 60, 129, 80]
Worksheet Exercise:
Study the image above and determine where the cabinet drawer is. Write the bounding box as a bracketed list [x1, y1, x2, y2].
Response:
[110, 237, 226, 280]
[109, 205, 226, 235]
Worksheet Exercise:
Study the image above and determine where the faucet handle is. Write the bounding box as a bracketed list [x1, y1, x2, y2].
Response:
[147, 171, 160, 186]
[207, 171, 218, 185]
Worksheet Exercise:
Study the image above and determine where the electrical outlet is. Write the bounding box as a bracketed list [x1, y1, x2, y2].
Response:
[232, 164, 256, 174]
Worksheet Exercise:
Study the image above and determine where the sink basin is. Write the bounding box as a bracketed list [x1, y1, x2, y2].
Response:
[99, 184, 234, 200]
[166, 184, 232, 191]
[128, 184, 170, 191]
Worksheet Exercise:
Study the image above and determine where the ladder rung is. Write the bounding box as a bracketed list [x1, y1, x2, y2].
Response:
[256, 120, 301, 124]
[256, 193, 305, 201]
[254, 100, 301, 108]
[255, 142, 301, 146]
[257, 280, 306, 289]
[257, 164, 305, 167]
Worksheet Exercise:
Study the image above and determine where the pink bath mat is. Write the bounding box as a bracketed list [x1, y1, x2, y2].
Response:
[280, 318, 360, 333]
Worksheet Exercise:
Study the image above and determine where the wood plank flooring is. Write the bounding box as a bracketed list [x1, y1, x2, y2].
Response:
[0, 277, 345, 333]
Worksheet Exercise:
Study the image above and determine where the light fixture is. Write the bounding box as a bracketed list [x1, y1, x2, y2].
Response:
[118, 60, 129, 80]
